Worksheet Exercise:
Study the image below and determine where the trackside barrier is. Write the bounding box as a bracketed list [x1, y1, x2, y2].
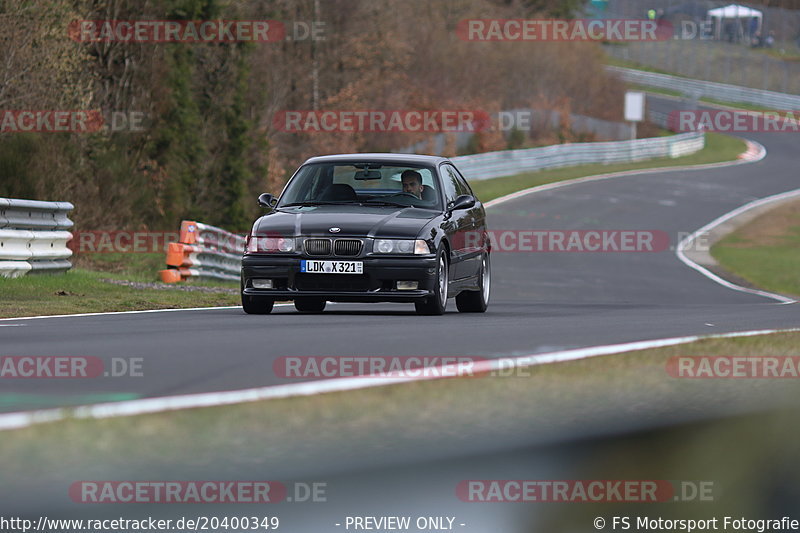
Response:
[159, 221, 245, 283]
[0, 198, 74, 278]
[608, 66, 800, 109]
[450, 131, 704, 181]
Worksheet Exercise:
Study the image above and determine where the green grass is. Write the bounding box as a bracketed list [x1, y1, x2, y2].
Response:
[469, 132, 745, 203]
[713, 246, 800, 296]
[606, 55, 676, 75]
[73, 252, 165, 281]
[0, 269, 239, 318]
[752, 41, 800, 61]
[627, 83, 684, 98]
[75, 251, 240, 288]
[699, 96, 783, 112]
[711, 201, 800, 297]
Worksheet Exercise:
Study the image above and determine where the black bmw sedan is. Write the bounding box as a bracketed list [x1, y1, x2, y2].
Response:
[241, 153, 490, 315]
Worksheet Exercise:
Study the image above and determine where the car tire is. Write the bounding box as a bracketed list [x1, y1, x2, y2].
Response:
[456, 252, 490, 313]
[241, 293, 275, 315]
[415, 247, 448, 315]
[295, 297, 327, 313]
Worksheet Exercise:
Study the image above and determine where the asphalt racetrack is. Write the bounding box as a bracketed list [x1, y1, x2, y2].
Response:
[4, 95, 800, 531]
[2, 99, 799, 415]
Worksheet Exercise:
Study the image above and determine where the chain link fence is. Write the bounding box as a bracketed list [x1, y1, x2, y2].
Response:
[601, 0, 800, 95]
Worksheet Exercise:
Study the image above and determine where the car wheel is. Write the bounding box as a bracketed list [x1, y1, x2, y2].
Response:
[415, 248, 448, 315]
[295, 297, 327, 313]
[241, 292, 275, 314]
[456, 252, 490, 313]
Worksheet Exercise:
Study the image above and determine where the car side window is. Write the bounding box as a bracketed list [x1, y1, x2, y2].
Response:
[439, 164, 460, 205]
[444, 165, 472, 198]
[450, 165, 474, 197]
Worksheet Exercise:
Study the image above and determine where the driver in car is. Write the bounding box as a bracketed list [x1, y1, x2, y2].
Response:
[401, 169, 425, 199]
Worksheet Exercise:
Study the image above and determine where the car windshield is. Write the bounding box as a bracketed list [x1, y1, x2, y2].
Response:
[277, 162, 441, 210]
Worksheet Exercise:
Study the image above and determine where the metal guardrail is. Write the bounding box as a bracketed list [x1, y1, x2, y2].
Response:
[451, 132, 704, 181]
[609, 66, 800, 109]
[159, 221, 244, 282]
[0, 198, 74, 278]
[398, 108, 635, 155]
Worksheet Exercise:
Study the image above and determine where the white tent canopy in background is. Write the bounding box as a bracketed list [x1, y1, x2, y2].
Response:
[707, 4, 763, 19]
[706, 4, 763, 40]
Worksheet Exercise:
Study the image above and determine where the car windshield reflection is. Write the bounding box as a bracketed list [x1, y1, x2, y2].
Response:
[277, 163, 442, 210]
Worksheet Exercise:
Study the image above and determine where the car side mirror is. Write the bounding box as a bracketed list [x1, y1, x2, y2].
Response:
[448, 194, 476, 212]
[258, 193, 277, 208]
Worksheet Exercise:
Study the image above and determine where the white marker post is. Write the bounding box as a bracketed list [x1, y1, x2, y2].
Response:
[625, 91, 645, 140]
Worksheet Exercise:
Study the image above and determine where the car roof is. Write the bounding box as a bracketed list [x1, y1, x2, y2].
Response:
[302, 153, 451, 166]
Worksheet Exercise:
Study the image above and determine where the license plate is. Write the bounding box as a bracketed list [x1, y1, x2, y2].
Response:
[300, 260, 363, 274]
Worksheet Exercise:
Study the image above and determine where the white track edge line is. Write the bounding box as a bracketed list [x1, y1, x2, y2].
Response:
[676, 186, 800, 304]
[2, 327, 799, 432]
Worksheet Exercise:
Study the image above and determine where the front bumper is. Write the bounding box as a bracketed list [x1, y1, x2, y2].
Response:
[241, 254, 438, 302]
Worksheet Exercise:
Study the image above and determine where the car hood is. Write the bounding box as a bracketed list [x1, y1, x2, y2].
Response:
[253, 205, 438, 239]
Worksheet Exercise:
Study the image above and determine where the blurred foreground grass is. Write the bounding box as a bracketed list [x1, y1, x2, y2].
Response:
[2, 331, 798, 494]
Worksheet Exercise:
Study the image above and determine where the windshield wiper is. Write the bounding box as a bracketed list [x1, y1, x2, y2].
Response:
[364, 200, 412, 208]
[281, 200, 412, 208]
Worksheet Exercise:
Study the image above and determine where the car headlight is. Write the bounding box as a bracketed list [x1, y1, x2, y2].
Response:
[247, 236, 295, 253]
[374, 239, 430, 255]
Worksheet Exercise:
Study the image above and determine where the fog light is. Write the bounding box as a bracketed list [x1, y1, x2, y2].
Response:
[397, 281, 418, 290]
[252, 279, 273, 289]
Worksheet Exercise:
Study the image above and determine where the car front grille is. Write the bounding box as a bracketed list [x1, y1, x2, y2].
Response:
[303, 238, 363, 257]
[304, 238, 331, 256]
[334, 239, 363, 257]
